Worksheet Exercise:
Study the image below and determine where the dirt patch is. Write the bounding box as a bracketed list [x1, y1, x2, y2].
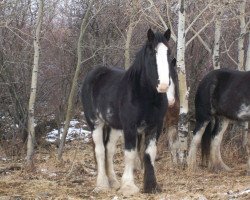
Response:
[0, 137, 249, 200]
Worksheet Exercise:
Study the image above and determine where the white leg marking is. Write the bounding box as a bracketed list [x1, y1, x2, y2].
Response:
[145, 139, 157, 166]
[210, 119, 230, 171]
[119, 149, 139, 196]
[106, 129, 122, 189]
[167, 78, 175, 106]
[187, 122, 208, 171]
[92, 123, 109, 191]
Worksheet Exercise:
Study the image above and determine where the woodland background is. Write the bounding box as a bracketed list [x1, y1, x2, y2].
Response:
[0, 0, 250, 199]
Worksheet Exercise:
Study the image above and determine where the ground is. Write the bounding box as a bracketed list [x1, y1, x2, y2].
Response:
[0, 135, 249, 200]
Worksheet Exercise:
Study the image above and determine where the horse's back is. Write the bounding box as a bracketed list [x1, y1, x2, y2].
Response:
[196, 69, 250, 120]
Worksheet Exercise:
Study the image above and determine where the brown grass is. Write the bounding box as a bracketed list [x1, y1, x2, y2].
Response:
[0, 136, 249, 200]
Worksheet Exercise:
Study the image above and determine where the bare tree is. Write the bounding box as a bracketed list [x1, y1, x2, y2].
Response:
[246, 32, 250, 71]
[237, 0, 246, 71]
[212, 13, 222, 69]
[26, 0, 44, 166]
[176, 0, 189, 165]
[58, 0, 94, 160]
[124, 0, 138, 69]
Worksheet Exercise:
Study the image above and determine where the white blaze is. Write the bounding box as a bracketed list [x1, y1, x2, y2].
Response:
[156, 43, 170, 85]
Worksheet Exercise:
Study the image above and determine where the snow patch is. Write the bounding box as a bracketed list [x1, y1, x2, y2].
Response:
[46, 119, 91, 143]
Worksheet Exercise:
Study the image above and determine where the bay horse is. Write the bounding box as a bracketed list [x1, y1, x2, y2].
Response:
[187, 68, 250, 175]
[81, 29, 175, 195]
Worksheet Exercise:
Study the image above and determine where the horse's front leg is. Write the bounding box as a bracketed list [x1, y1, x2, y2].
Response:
[119, 126, 139, 196]
[143, 128, 161, 193]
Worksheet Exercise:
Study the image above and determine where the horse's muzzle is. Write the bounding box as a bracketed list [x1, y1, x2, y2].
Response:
[156, 83, 168, 93]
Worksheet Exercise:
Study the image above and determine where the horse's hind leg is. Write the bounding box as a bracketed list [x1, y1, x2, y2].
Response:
[92, 122, 110, 191]
[209, 118, 231, 172]
[105, 128, 122, 189]
[187, 121, 209, 171]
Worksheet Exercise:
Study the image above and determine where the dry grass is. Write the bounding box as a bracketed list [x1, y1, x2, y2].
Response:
[0, 136, 249, 200]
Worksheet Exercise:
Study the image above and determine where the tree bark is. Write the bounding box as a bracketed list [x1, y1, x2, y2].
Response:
[237, 0, 246, 71]
[124, 0, 137, 69]
[58, 0, 94, 160]
[245, 32, 250, 71]
[26, 0, 44, 166]
[176, 0, 188, 166]
[243, 31, 250, 152]
[212, 17, 221, 69]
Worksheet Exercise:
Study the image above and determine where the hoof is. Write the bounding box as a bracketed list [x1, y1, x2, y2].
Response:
[95, 176, 110, 192]
[109, 178, 120, 189]
[143, 184, 162, 194]
[209, 163, 231, 172]
[118, 183, 139, 196]
[93, 185, 110, 193]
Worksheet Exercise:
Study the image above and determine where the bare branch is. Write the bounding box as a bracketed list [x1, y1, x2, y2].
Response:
[147, 0, 177, 42]
[185, 3, 211, 34]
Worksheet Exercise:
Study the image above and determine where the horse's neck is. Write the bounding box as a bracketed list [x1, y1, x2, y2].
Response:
[122, 67, 158, 107]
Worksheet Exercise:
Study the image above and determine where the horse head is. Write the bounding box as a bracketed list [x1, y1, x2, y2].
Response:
[144, 28, 172, 94]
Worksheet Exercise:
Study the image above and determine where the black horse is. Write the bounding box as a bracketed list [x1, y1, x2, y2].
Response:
[187, 69, 250, 174]
[81, 29, 176, 195]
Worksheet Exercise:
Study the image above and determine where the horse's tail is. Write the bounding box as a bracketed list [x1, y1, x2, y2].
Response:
[201, 117, 218, 165]
[80, 67, 109, 130]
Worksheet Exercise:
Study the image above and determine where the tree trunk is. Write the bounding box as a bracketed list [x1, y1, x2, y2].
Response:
[243, 31, 250, 153]
[124, 1, 136, 69]
[245, 32, 250, 71]
[212, 17, 221, 69]
[237, 0, 246, 71]
[26, 0, 44, 167]
[58, 0, 94, 160]
[237, 0, 248, 155]
[176, 0, 188, 166]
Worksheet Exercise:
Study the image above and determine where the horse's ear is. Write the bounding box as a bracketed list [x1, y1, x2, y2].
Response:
[164, 29, 171, 41]
[172, 58, 176, 66]
[147, 28, 155, 43]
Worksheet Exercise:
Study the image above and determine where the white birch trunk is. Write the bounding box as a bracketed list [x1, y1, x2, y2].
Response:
[58, 0, 94, 160]
[212, 17, 221, 69]
[243, 32, 250, 153]
[176, 0, 189, 165]
[26, 0, 44, 166]
[237, 0, 248, 154]
[237, 0, 246, 71]
[245, 32, 250, 71]
[124, 23, 133, 69]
